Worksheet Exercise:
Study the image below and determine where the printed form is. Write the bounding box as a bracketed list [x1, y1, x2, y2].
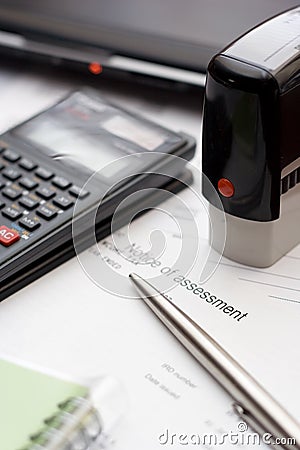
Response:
[0, 65, 298, 450]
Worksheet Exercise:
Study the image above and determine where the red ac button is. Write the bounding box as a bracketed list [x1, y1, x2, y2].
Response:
[0, 225, 20, 247]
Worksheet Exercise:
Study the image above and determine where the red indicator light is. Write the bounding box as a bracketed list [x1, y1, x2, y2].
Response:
[88, 62, 103, 75]
[218, 178, 235, 198]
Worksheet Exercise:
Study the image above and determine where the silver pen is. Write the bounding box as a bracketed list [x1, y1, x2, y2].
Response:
[129, 273, 300, 450]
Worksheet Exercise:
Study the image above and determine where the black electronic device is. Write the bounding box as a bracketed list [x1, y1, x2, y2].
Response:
[202, 6, 300, 267]
[0, 1, 298, 88]
[0, 89, 195, 296]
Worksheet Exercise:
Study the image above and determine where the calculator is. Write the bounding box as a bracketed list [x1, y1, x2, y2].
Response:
[0, 89, 196, 297]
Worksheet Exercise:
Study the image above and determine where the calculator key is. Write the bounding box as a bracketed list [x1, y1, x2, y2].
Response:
[35, 167, 54, 181]
[52, 176, 71, 190]
[2, 186, 22, 200]
[53, 195, 74, 210]
[69, 185, 90, 199]
[0, 179, 5, 189]
[36, 186, 56, 200]
[2, 167, 21, 181]
[2, 149, 20, 162]
[0, 225, 20, 246]
[0, 162, 5, 171]
[19, 177, 39, 190]
[19, 215, 41, 231]
[2, 205, 23, 221]
[0, 201, 5, 209]
[19, 194, 40, 210]
[19, 158, 37, 171]
[36, 204, 58, 220]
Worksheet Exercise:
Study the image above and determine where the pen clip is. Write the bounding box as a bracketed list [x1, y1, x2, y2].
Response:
[232, 403, 283, 450]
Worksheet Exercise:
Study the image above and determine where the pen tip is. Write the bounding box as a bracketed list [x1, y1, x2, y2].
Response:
[129, 273, 161, 301]
[129, 272, 140, 281]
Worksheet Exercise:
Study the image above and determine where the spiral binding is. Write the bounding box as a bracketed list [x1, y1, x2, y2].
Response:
[20, 396, 103, 450]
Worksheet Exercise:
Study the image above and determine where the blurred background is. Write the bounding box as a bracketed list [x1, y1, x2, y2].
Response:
[0, 0, 298, 89]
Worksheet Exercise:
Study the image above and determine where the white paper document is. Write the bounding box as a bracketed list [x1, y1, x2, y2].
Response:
[0, 66, 299, 450]
[1, 190, 299, 450]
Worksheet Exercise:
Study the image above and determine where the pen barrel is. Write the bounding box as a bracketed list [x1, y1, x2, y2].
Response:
[143, 291, 300, 449]
[178, 321, 300, 449]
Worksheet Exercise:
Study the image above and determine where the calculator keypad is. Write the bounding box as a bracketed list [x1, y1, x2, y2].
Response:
[0, 146, 90, 248]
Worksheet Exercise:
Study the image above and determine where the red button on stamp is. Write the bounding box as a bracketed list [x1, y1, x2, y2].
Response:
[0, 225, 20, 247]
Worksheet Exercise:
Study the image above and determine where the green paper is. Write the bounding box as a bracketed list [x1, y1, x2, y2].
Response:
[0, 358, 87, 450]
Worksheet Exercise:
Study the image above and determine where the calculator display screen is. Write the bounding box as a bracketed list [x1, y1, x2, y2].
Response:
[101, 115, 166, 150]
[16, 117, 132, 177]
[14, 92, 176, 179]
